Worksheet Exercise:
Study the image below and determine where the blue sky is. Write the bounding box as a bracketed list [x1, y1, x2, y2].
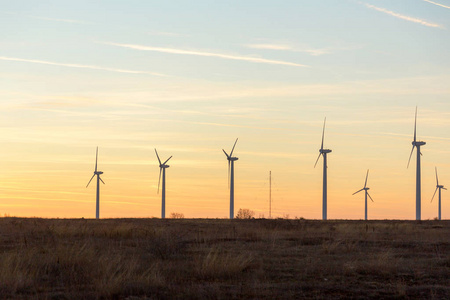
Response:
[0, 0, 450, 219]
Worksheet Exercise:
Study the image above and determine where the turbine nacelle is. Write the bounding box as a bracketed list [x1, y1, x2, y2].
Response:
[223, 138, 239, 160]
[407, 107, 426, 169]
[154, 148, 173, 194]
[223, 151, 239, 161]
[353, 187, 370, 194]
[352, 170, 373, 201]
[86, 147, 105, 189]
[413, 141, 426, 147]
[320, 149, 332, 154]
[434, 168, 446, 190]
[314, 118, 332, 169]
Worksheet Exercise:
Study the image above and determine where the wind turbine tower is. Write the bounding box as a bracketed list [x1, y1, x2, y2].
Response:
[86, 147, 105, 219]
[314, 118, 332, 220]
[223, 138, 239, 219]
[431, 167, 446, 220]
[407, 107, 426, 220]
[155, 149, 172, 219]
[352, 169, 374, 220]
[269, 170, 272, 219]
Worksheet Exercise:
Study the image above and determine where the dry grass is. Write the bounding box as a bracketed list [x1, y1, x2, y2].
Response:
[0, 218, 448, 299]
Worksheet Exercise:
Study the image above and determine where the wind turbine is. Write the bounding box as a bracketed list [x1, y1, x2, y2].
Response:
[86, 147, 105, 219]
[352, 169, 374, 221]
[155, 149, 172, 219]
[407, 107, 426, 220]
[431, 167, 446, 221]
[314, 118, 332, 220]
[223, 138, 239, 219]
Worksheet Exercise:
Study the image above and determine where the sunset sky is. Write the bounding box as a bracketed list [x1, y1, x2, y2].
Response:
[1, 0, 450, 219]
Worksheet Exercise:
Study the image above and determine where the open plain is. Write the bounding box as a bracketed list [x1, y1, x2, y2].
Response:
[0, 218, 448, 299]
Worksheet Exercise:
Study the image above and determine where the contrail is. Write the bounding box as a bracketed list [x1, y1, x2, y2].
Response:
[0, 56, 167, 76]
[422, 0, 450, 9]
[103, 42, 308, 67]
[362, 3, 443, 28]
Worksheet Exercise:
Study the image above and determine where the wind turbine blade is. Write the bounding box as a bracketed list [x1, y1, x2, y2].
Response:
[99, 177, 105, 184]
[163, 156, 172, 165]
[230, 138, 238, 157]
[95, 147, 98, 172]
[155, 149, 162, 165]
[413, 106, 417, 143]
[222, 149, 230, 158]
[321, 117, 326, 150]
[352, 188, 364, 195]
[157, 167, 162, 194]
[407, 145, 415, 168]
[367, 192, 374, 202]
[443, 187, 447, 190]
[86, 174, 95, 188]
[314, 153, 322, 168]
[435, 167, 439, 186]
[431, 187, 438, 202]
[364, 169, 369, 188]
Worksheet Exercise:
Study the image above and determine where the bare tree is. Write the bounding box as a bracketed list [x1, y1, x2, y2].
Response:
[170, 212, 184, 219]
[235, 208, 255, 219]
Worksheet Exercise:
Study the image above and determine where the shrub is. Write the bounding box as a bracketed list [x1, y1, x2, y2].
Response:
[170, 212, 184, 219]
[235, 209, 255, 219]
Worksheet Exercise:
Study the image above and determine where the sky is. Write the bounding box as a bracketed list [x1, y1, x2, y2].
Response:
[1, 0, 450, 219]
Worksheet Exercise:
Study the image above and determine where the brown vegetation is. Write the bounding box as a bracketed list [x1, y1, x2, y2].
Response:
[235, 208, 255, 219]
[0, 218, 448, 299]
[169, 212, 184, 219]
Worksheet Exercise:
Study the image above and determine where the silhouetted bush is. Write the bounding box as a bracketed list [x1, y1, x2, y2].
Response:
[235, 208, 255, 219]
[170, 212, 184, 219]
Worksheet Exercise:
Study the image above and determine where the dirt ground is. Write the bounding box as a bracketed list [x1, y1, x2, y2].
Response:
[0, 218, 448, 299]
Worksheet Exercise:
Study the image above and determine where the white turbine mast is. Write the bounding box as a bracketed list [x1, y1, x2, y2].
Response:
[86, 147, 105, 219]
[431, 167, 446, 221]
[223, 138, 239, 219]
[407, 106, 426, 220]
[314, 118, 332, 220]
[352, 169, 374, 220]
[269, 170, 272, 219]
[155, 149, 172, 219]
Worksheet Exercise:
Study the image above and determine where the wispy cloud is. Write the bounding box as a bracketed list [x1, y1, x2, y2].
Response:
[3, 12, 92, 25]
[147, 30, 188, 37]
[102, 42, 308, 67]
[362, 2, 443, 28]
[188, 121, 293, 131]
[245, 43, 330, 56]
[422, 0, 450, 9]
[246, 44, 293, 51]
[0, 56, 167, 76]
[31, 16, 92, 24]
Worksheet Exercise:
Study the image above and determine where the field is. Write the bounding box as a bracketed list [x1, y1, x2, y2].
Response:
[0, 218, 448, 299]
